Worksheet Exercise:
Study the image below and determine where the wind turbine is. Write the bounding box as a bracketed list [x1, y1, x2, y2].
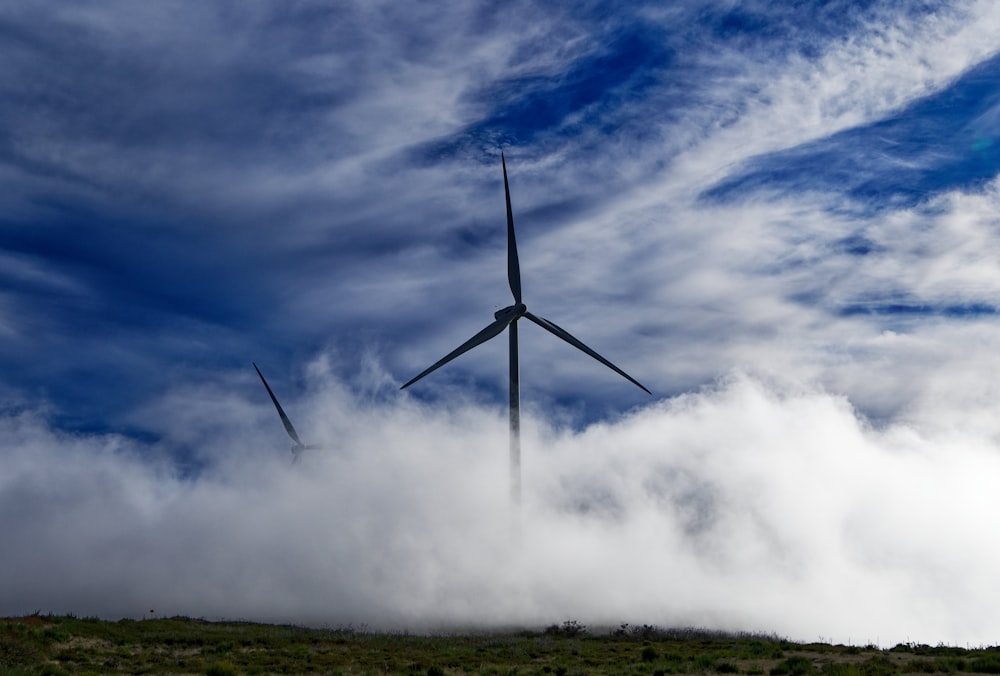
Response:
[400, 153, 650, 507]
[253, 362, 318, 463]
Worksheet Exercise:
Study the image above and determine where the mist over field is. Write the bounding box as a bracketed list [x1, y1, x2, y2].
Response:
[4, 0, 1000, 648]
[4, 364, 1000, 647]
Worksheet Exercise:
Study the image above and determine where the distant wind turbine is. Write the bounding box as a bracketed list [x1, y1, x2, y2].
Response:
[253, 362, 319, 463]
[401, 153, 650, 507]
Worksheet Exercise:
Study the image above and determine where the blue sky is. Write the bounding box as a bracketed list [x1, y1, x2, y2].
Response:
[3, 0, 997, 439]
[4, 0, 1000, 643]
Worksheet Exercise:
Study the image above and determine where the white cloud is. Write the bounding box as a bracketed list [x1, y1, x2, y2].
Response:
[3, 368, 1000, 645]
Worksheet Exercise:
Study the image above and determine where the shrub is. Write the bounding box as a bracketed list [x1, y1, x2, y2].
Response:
[970, 657, 1000, 674]
[905, 659, 937, 673]
[0, 630, 41, 667]
[771, 656, 816, 676]
[694, 654, 720, 670]
[614, 623, 661, 641]
[544, 621, 587, 638]
[36, 666, 69, 676]
[642, 646, 659, 662]
[859, 656, 898, 676]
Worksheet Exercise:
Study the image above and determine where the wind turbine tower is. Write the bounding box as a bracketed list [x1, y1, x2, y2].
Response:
[401, 154, 650, 507]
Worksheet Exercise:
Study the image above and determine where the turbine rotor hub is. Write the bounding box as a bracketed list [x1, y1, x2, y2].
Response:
[495, 302, 527, 321]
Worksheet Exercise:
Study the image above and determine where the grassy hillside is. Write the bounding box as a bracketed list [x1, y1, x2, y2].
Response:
[2, 615, 999, 675]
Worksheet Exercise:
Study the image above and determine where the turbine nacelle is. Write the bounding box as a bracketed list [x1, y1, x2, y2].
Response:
[494, 302, 527, 322]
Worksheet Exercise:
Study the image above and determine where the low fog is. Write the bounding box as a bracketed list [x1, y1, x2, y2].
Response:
[3, 363, 998, 648]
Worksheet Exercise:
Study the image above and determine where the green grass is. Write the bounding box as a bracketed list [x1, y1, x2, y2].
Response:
[2, 615, 1000, 675]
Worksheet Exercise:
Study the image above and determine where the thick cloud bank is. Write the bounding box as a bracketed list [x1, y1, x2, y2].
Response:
[3, 371, 998, 647]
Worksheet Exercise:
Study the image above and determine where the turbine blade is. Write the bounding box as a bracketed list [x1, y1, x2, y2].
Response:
[253, 362, 305, 446]
[502, 152, 522, 304]
[523, 312, 651, 395]
[400, 315, 511, 390]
